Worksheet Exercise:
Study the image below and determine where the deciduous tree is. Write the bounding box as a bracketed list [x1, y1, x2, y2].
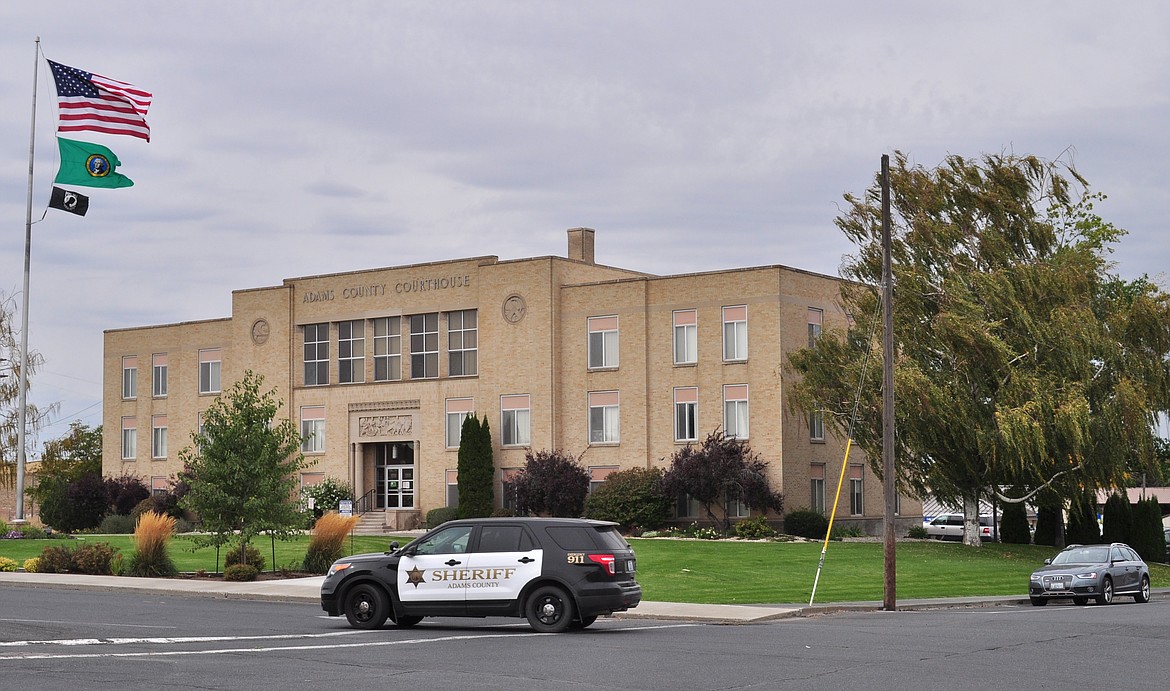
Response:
[661, 431, 783, 534]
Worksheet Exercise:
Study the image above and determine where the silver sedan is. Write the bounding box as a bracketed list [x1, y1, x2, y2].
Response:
[1029, 543, 1150, 606]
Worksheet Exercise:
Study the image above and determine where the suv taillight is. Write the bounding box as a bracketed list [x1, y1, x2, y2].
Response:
[588, 553, 616, 575]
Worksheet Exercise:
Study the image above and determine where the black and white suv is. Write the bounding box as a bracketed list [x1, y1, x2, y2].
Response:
[320, 517, 642, 633]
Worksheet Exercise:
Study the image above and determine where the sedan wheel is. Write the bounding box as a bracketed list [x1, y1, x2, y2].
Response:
[1134, 575, 1151, 604]
[1096, 577, 1113, 605]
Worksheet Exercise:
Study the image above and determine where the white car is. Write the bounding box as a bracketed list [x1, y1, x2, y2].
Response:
[924, 514, 997, 541]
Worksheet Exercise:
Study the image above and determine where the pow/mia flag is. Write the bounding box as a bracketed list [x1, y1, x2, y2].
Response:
[49, 186, 90, 216]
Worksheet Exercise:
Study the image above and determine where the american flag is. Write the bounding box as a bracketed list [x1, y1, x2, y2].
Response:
[47, 60, 152, 141]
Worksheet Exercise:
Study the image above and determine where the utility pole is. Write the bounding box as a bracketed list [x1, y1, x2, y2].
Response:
[881, 154, 897, 611]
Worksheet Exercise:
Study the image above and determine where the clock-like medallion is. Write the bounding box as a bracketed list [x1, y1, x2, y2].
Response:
[502, 294, 527, 324]
[251, 318, 270, 345]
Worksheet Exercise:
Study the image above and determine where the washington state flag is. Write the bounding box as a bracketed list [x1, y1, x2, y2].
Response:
[55, 137, 134, 188]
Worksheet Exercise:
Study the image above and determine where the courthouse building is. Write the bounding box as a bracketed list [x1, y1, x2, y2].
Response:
[102, 228, 921, 532]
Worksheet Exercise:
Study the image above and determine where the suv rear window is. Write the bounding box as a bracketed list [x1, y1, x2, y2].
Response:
[592, 526, 631, 550]
[545, 526, 599, 550]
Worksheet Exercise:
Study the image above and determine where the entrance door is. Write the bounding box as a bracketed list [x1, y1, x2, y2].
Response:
[378, 465, 415, 510]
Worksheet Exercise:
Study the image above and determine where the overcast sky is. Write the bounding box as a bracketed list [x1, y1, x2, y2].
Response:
[3, 2, 1168, 451]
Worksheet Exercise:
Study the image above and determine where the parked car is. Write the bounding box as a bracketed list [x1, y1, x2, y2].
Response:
[1028, 543, 1150, 606]
[924, 514, 998, 541]
[320, 517, 642, 632]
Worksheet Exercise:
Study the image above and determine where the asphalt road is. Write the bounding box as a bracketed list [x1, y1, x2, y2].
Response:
[1, 587, 1168, 689]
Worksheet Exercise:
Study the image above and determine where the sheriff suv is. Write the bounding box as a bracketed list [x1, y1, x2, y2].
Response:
[320, 517, 642, 633]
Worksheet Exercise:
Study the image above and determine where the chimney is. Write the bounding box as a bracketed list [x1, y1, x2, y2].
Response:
[567, 227, 595, 264]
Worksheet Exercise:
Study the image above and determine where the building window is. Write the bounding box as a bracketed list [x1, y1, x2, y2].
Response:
[446, 469, 459, 508]
[151, 353, 168, 398]
[199, 348, 222, 394]
[151, 476, 168, 497]
[589, 466, 619, 494]
[501, 468, 521, 513]
[338, 320, 365, 384]
[301, 406, 325, 453]
[121, 416, 136, 460]
[303, 323, 329, 386]
[588, 391, 620, 444]
[500, 394, 531, 447]
[849, 466, 864, 515]
[410, 313, 439, 379]
[676, 493, 700, 519]
[808, 307, 823, 348]
[722, 305, 748, 361]
[122, 356, 137, 399]
[723, 384, 749, 439]
[587, 316, 619, 369]
[151, 415, 168, 459]
[673, 309, 697, 365]
[727, 488, 750, 519]
[809, 410, 825, 441]
[810, 464, 826, 515]
[448, 309, 478, 377]
[372, 316, 402, 381]
[674, 387, 698, 442]
[445, 398, 474, 448]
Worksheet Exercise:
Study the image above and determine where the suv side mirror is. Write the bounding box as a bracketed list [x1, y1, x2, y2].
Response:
[387, 540, 400, 554]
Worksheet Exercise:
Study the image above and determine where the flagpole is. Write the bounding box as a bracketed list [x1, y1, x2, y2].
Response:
[14, 37, 41, 524]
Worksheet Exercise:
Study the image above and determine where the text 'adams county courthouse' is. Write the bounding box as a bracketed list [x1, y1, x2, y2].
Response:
[102, 228, 922, 532]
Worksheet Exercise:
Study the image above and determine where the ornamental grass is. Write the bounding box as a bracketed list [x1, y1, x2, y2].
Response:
[127, 511, 178, 577]
[302, 511, 360, 574]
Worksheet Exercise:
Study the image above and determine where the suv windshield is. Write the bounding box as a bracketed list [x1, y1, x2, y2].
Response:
[1051, 546, 1109, 565]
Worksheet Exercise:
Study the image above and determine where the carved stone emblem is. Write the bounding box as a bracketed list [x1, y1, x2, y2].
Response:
[358, 415, 413, 437]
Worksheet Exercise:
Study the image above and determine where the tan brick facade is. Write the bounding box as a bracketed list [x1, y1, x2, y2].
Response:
[102, 229, 921, 532]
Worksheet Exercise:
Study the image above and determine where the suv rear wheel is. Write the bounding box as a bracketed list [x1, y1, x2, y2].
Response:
[526, 585, 574, 633]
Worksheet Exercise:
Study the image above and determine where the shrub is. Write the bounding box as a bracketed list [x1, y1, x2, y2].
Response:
[303, 512, 360, 574]
[733, 515, 776, 539]
[37, 545, 77, 573]
[426, 506, 459, 529]
[1101, 492, 1133, 545]
[1033, 503, 1061, 547]
[0, 520, 8, 535]
[23, 557, 40, 573]
[1130, 496, 1165, 563]
[907, 525, 929, 539]
[71, 542, 119, 574]
[21, 524, 48, 539]
[0, 556, 18, 571]
[99, 513, 137, 534]
[1065, 490, 1100, 545]
[105, 475, 151, 516]
[301, 477, 355, 520]
[999, 499, 1032, 544]
[490, 507, 515, 517]
[225, 542, 266, 572]
[457, 414, 495, 519]
[784, 509, 829, 539]
[127, 511, 178, 577]
[513, 449, 590, 517]
[832, 524, 866, 540]
[224, 564, 259, 581]
[583, 467, 671, 532]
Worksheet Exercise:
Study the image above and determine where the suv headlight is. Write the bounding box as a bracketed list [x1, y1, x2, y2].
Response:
[327, 562, 352, 577]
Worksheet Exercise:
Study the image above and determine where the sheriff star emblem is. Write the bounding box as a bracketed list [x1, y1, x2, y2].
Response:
[405, 566, 426, 588]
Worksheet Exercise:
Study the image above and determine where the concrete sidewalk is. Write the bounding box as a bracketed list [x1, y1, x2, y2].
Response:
[0, 571, 1053, 623]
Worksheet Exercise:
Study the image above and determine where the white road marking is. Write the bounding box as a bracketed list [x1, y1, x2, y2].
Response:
[0, 629, 373, 647]
[0, 623, 699, 661]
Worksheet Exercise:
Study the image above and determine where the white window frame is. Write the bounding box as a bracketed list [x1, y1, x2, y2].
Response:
[372, 316, 402, 381]
[410, 313, 439, 379]
[849, 467, 864, 515]
[809, 410, 825, 441]
[445, 398, 474, 449]
[500, 394, 531, 447]
[121, 416, 136, 460]
[673, 309, 697, 365]
[588, 391, 620, 444]
[808, 307, 823, 348]
[199, 348, 222, 394]
[722, 305, 748, 362]
[301, 406, 326, 454]
[151, 414, 168, 459]
[152, 353, 168, 398]
[446, 469, 459, 508]
[122, 356, 137, 400]
[338, 320, 365, 384]
[448, 309, 478, 377]
[726, 488, 750, 519]
[674, 387, 698, 442]
[810, 464, 826, 515]
[587, 316, 619, 370]
[303, 323, 329, 386]
[723, 384, 749, 439]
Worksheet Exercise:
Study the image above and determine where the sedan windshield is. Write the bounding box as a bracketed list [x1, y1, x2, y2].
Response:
[1051, 546, 1110, 565]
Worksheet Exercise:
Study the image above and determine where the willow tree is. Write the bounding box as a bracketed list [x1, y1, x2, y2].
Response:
[1, 292, 55, 491]
[788, 151, 1170, 546]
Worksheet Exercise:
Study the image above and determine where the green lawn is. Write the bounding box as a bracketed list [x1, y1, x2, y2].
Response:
[3, 535, 1168, 605]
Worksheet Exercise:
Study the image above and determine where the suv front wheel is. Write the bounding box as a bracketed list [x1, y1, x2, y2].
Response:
[526, 585, 574, 633]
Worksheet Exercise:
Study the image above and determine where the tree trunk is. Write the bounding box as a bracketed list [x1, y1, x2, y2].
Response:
[962, 493, 982, 547]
